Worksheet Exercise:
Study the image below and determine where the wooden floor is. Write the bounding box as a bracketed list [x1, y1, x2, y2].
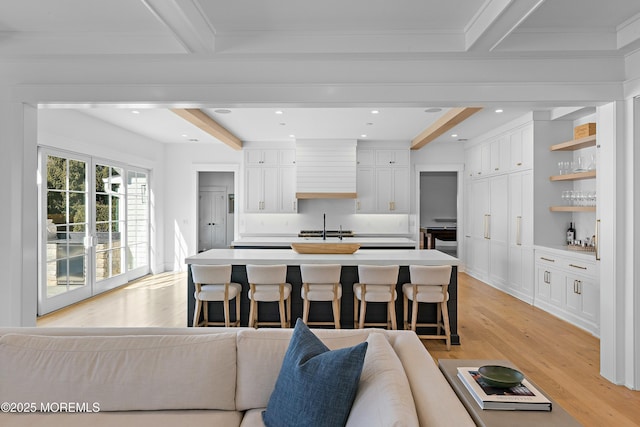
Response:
[37, 271, 640, 426]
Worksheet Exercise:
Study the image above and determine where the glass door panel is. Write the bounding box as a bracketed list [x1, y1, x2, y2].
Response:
[39, 150, 150, 315]
[39, 152, 91, 314]
[126, 170, 149, 272]
[95, 164, 125, 284]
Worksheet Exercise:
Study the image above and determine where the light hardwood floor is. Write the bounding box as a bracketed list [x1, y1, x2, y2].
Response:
[37, 271, 640, 426]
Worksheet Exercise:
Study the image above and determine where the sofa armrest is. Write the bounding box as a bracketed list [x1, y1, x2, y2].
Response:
[388, 333, 475, 427]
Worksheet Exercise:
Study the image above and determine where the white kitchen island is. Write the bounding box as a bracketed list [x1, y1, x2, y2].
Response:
[185, 248, 461, 343]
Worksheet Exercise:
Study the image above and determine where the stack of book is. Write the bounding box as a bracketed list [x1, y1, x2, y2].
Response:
[457, 367, 552, 411]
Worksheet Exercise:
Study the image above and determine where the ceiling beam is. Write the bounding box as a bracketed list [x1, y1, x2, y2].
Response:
[411, 107, 482, 150]
[465, 0, 546, 52]
[141, 0, 216, 53]
[171, 109, 242, 150]
[618, 13, 640, 52]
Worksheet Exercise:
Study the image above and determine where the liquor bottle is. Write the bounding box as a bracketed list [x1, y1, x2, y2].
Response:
[566, 222, 575, 245]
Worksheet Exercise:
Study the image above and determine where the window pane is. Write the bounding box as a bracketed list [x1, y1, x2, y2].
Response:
[95, 164, 109, 193]
[69, 192, 86, 226]
[47, 156, 66, 190]
[68, 159, 86, 192]
[111, 248, 122, 276]
[111, 195, 121, 221]
[47, 191, 67, 224]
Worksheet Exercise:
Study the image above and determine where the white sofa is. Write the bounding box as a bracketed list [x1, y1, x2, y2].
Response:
[0, 327, 474, 427]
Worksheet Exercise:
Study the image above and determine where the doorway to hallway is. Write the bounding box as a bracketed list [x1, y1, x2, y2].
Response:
[197, 172, 234, 251]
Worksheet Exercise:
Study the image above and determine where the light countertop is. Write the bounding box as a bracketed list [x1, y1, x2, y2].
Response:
[231, 236, 417, 248]
[186, 248, 459, 266]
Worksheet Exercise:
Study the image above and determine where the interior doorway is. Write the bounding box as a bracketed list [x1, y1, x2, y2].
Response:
[419, 171, 459, 257]
[198, 172, 234, 251]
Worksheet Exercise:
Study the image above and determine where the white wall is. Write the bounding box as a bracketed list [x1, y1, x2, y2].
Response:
[163, 143, 242, 271]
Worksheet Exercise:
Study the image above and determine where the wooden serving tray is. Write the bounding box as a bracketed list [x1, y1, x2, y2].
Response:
[290, 242, 361, 254]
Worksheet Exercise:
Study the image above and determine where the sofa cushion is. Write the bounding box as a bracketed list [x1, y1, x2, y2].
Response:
[236, 327, 371, 411]
[0, 333, 237, 411]
[0, 410, 243, 427]
[262, 319, 367, 427]
[346, 332, 419, 427]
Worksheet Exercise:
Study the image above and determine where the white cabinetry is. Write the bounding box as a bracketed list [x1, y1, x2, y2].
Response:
[507, 170, 534, 303]
[534, 248, 599, 336]
[356, 148, 409, 213]
[465, 121, 538, 302]
[244, 148, 297, 213]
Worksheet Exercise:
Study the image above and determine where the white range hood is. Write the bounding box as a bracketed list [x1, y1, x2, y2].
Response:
[295, 139, 357, 199]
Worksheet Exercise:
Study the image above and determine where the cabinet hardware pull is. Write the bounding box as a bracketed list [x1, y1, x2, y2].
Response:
[573, 280, 578, 294]
[484, 214, 490, 239]
[569, 264, 587, 270]
[577, 280, 582, 295]
[540, 257, 555, 262]
[595, 219, 601, 261]
[544, 270, 550, 284]
[356, 201, 361, 210]
[517, 162, 522, 166]
[516, 216, 522, 246]
[495, 167, 499, 171]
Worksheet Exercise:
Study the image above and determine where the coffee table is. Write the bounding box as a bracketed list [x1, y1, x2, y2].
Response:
[439, 359, 581, 427]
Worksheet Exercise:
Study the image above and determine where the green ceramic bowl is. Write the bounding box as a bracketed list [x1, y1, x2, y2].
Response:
[478, 365, 525, 388]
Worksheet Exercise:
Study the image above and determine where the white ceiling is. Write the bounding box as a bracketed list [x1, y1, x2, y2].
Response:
[6, 1, 640, 146]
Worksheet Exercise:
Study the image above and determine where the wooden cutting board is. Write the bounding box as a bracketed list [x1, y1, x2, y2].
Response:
[290, 242, 361, 254]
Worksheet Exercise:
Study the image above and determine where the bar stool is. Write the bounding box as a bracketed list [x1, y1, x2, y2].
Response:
[191, 264, 242, 327]
[353, 265, 399, 329]
[300, 264, 342, 329]
[402, 265, 453, 350]
[246, 264, 292, 328]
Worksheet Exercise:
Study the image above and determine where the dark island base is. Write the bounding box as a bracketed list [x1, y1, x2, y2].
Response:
[187, 265, 459, 345]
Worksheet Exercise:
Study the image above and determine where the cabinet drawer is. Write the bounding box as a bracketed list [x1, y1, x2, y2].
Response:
[535, 250, 597, 278]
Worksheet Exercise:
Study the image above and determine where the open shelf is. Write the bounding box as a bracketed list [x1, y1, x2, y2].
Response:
[550, 134, 596, 151]
[549, 170, 596, 181]
[549, 206, 596, 212]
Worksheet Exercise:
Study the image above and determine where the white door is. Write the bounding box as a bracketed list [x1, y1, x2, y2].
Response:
[199, 190, 227, 251]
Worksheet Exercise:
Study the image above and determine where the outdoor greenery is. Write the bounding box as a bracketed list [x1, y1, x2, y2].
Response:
[47, 156, 121, 231]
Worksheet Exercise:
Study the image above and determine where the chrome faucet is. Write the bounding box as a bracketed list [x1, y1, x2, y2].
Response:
[339, 225, 343, 240]
[322, 213, 326, 240]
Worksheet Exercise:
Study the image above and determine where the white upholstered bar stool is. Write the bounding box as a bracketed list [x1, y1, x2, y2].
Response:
[191, 264, 242, 327]
[246, 264, 292, 328]
[353, 265, 400, 330]
[300, 264, 343, 329]
[402, 265, 453, 350]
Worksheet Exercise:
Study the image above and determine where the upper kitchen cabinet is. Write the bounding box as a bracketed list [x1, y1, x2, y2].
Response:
[245, 149, 279, 166]
[244, 147, 297, 213]
[375, 149, 410, 167]
[509, 124, 534, 171]
[465, 123, 533, 180]
[356, 147, 410, 214]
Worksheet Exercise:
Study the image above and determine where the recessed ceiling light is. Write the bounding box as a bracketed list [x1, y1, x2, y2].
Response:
[214, 109, 231, 114]
[371, 110, 379, 114]
[188, 138, 199, 142]
[424, 108, 442, 113]
[131, 110, 140, 114]
[451, 134, 458, 138]
[457, 138, 468, 142]
[366, 122, 373, 126]
[361, 134, 367, 138]
[495, 109, 504, 113]
[279, 122, 286, 126]
[275, 110, 284, 115]
[181, 134, 188, 138]
[289, 134, 295, 138]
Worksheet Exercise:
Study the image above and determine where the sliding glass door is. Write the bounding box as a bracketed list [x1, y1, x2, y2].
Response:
[38, 148, 150, 315]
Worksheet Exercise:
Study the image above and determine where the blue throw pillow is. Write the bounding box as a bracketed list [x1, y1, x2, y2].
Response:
[262, 319, 368, 427]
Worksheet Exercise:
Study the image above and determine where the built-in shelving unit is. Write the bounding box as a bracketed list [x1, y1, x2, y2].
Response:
[549, 206, 596, 212]
[550, 134, 596, 151]
[549, 170, 596, 181]
[549, 132, 596, 213]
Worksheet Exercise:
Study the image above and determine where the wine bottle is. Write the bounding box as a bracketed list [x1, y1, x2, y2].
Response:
[566, 222, 575, 245]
